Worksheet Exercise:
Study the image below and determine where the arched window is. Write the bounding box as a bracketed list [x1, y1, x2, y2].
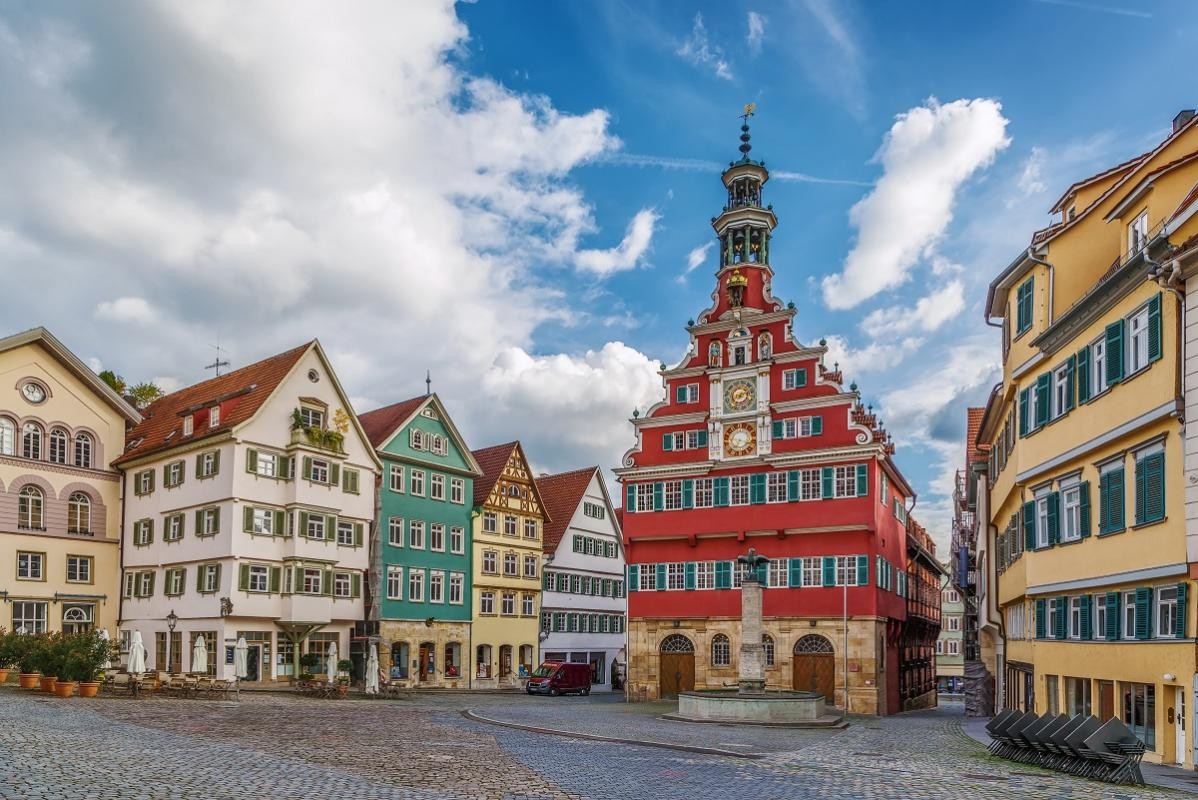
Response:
[660, 634, 694, 653]
[18, 486, 44, 529]
[22, 423, 42, 460]
[711, 634, 731, 667]
[48, 428, 68, 464]
[74, 433, 93, 468]
[444, 642, 461, 677]
[794, 634, 834, 654]
[68, 492, 91, 534]
[762, 634, 775, 667]
[0, 418, 14, 455]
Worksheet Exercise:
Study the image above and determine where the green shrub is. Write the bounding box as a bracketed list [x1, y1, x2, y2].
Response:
[61, 632, 111, 683]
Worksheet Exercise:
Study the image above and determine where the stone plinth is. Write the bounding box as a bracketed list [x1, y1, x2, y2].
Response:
[673, 690, 843, 727]
[738, 577, 765, 693]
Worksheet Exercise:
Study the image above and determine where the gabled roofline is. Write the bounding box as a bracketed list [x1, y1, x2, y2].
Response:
[368, 393, 482, 477]
[1048, 152, 1148, 214]
[0, 327, 142, 424]
[1103, 151, 1198, 221]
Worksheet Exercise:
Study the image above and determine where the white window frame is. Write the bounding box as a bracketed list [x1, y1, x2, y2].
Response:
[1128, 209, 1148, 254]
[410, 470, 425, 497]
[1123, 591, 1137, 640]
[1068, 596, 1082, 639]
[694, 478, 713, 508]
[389, 465, 404, 493]
[1094, 598, 1106, 640]
[309, 458, 329, 484]
[802, 557, 823, 587]
[767, 472, 787, 503]
[1052, 364, 1069, 419]
[449, 572, 464, 604]
[429, 571, 444, 604]
[1157, 586, 1178, 638]
[248, 565, 269, 593]
[1128, 305, 1150, 374]
[429, 523, 445, 552]
[408, 569, 424, 602]
[801, 469, 821, 501]
[667, 562, 685, 590]
[450, 478, 464, 504]
[1035, 491, 1051, 549]
[430, 474, 445, 501]
[1090, 336, 1108, 397]
[730, 474, 749, 506]
[664, 480, 683, 510]
[635, 484, 654, 512]
[253, 508, 275, 536]
[1060, 479, 1081, 543]
[386, 566, 403, 600]
[768, 559, 787, 588]
[834, 466, 857, 498]
[480, 591, 494, 615]
[695, 561, 714, 590]
[409, 519, 425, 549]
[388, 517, 404, 547]
[336, 521, 354, 547]
[450, 526, 465, 554]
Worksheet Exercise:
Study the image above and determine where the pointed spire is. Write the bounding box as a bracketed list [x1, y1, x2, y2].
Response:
[425, 370, 431, 397]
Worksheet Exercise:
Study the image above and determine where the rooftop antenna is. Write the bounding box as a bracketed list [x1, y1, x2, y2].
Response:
[205, 342, 231, 377]
[425, 370, 431, 397]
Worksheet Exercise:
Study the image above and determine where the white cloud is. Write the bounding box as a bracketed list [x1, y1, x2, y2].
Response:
[1016, 146, 1047, 197]
[94, 297, 158, 324]
[821, 97, 1011, 309]
[931, 256, 964, 276]
[676, 241, 714, 283]
[820, 333, 924, 376]
[859, 280, 966, 338]
[575, 209, 659, 276]
[746, 11, 765, 55]
[676, 13, 732, 80]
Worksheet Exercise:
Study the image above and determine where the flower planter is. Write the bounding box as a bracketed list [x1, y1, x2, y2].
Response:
[77, 681, 101, 698]
[0, 668, 9, 683]
[53, 681, 77, 698]
[18, 673, 40, 689]
[40, 676, 59, 693]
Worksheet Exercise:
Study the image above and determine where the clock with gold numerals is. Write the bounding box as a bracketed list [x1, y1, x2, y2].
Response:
[723, 378, 756, 412]
[723, 423, 756, 457]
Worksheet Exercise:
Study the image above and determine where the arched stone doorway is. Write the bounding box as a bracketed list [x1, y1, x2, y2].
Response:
[658, 634, 695, 698]
[792, 634, 835, 698]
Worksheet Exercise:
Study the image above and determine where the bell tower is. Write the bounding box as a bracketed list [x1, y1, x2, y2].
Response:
[711, 104, 778, 317]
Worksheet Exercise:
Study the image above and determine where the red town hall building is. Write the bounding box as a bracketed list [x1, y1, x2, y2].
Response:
[615, 118, 942, 715]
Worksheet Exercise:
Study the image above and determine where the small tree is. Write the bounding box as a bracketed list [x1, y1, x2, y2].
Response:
[128, 382, 165, 409]
[98, 370, 126, 394]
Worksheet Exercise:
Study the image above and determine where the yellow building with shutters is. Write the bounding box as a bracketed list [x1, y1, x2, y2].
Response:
[979, 109, 1198, 767]
[469, 441, 548, 687]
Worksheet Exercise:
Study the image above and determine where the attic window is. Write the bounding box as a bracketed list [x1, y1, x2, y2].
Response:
[307, 369, 320, 383]
[209, 406, 221, 428]
[182, 416, 194, 437]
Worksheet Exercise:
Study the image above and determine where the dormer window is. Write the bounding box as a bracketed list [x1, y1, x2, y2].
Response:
[298, 406, 324, 429]
[182, 415, 194, 437]
[209, 405, 221, 428]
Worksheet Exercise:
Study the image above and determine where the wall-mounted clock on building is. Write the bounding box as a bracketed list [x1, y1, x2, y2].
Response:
[723, 378, 755, 412]
[723, 423, 756, 457]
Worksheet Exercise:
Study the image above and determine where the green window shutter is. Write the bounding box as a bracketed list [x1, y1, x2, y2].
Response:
[147, 519, 154, 544]
[212, 451, 220, 475]
[1079, 481, 1091, 538]
[1099, 471, 1113, 533]
[655, 563, 666, 591]
[212, 512, 220, 535]
[194, 509, 203, 536]
[625, 484, 636, 513]
[1054, 598, 1067, 639]
[146, 572, 155, 596]
[1018, 388, 1029, 437]
[1106, 592, 1120, 640]
[1135, 587, 1152, 640]
[1034, 374, 1050, 427]
[1046, 492, 1060, 545]
[195, 455, 202, 479]
[353, 523, 364, 548]
[1035, 599, 1046, 639]
[294, 566, 304, 593]
[715, 561, 731, 589]
[1177, 582, 1188, 638]
[684, 562, 696, 590]
[1138, 452, 1165, 524]
[275, 510, 286, 536]
[269, 566, 281, 593]
[661, 434, 673, 452]
[298, 511, 309, 536]
[284, 456, 295, 480]
[822, 556, 836, 586]
[856, 555, 867, 586]
[1108, 468, 1126, 533]
[1023, 502, 1036, 550]
[821, 467, 834, 499]
[246, 449, 258, 473]
[351, 573, 361, 598]
[855, 464, 867, 497]
[772, 420, 784, 439]
[161, 465, 169, 487]
[797, 368, 807, 387]
[750, 473, 766, 504]
[195, 566, 205, 593]
[1079, 595, 1092, 641]
[627, 564, 639, 591]
[238, 564, 249, 592]
[652, 482, 664, 511]
[1076, 346, 1090, 403]
[1017, 278, 1033, 332]
[243, 506, 255, 533]
[682, 480, 694, 509]
[1147, 292, 1162, 363]
[811, 416, 823, 435]
[329, 463, 340, 486]
[787, 470, 799, 502]
[1065, 354, 1076, 412]
[323, 568, 334, 596]
[302, 456, 312, 480]
[1105, 319, 1125, 384]
[714, 477, 730, 507]
[789, 558, 803, 587]
[675, 385, 685, 403]
[697, 429, 708, 447]
[325, 515, 336, 535]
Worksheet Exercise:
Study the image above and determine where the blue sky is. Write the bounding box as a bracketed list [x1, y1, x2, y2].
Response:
[1, 0, 1195, 548]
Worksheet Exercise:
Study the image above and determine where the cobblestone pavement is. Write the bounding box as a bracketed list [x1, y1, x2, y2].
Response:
[0, 687, 1189, 800]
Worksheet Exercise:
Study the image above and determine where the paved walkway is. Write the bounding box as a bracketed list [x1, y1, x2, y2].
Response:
[0, 687, 1191, 799]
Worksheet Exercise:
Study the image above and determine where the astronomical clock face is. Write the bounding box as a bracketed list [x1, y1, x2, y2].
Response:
[723, 423, 756, 457]
[723, 378, 756, 412]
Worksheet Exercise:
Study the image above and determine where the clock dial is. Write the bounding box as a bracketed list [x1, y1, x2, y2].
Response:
[21, 383, 46, 403]
[723, 423, 756, 457]
[723, 379, 756, 412]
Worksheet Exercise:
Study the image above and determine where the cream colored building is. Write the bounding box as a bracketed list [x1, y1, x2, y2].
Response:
[0, 328, 140, 637]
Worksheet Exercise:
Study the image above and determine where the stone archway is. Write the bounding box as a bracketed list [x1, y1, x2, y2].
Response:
[792, 634, 835, 698]
[659, 634, 695, 698]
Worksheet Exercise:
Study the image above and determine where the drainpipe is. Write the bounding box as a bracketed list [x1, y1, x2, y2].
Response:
[1147, 253, 1185, 424]
[1026, 248, 1055, 326]
[117, 469, 127, 650]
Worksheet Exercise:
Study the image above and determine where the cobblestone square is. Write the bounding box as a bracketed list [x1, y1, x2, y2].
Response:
[1, 687, 1191, 799]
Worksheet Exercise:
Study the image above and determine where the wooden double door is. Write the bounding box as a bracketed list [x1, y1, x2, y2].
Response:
[793, 652, 835, 698]
[659, 652, 695, 698]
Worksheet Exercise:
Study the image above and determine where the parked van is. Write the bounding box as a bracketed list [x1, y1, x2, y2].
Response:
[525, 661, 591, 696]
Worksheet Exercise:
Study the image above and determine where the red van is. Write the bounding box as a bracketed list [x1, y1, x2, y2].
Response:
[525, 661, 591, 696]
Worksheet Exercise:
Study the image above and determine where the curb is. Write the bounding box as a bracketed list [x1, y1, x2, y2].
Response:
[460, 709, 765, 759]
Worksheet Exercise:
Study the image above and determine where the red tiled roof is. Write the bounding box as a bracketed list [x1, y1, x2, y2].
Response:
[1049, 151, 1149, 213]
[535, 466, 599, 553]
[966, 407, 989, 465]
[1170, 180, 1198, 223]
[114, 342, 312, 466]
[471, 441, 520, 507]
[357, 395, 428, 449]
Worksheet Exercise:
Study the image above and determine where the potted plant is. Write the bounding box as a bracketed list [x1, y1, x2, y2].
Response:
[14, 634, 43, 689]
[300, 652, 321, 681]
[335, 658, 353, 696]
[0, 629, 13, 683]
[64, 632, 109, 698]
[40, 634, 70, 694]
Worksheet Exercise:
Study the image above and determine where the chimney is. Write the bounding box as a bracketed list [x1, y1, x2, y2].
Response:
[1174, 109, 1196, 133]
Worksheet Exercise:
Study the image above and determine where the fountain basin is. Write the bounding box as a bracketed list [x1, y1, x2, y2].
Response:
[667, 689, 845, 727]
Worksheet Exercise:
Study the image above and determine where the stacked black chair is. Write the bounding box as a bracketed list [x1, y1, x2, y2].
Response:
[984, 711, 1146, 785]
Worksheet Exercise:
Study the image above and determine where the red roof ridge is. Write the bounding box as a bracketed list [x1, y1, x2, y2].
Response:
[1049, 150, 1150, 214]
[535, 466, 601, 552]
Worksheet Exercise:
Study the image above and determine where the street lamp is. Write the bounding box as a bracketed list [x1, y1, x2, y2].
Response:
[166, 609, 178, 674]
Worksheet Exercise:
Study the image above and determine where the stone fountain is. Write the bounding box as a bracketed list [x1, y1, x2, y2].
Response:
[668, 548, 845, 727]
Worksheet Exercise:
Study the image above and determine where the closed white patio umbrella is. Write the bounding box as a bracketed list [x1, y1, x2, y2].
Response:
[127, 631, 147, 676]
[325, 642, 338, 684]
[192, 635, 209, 675]
[365, 643, 379, 695]
[234, 637, 248, 680]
